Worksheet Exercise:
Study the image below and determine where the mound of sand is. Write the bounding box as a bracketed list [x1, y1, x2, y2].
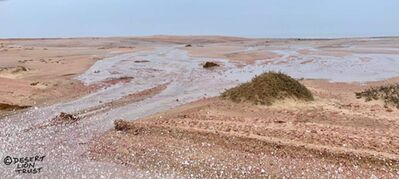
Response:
[0, 66, 29, 79]
[222, 72, 313, 105]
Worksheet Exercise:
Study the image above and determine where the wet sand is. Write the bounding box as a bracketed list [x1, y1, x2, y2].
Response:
[1, 36, 399, 178]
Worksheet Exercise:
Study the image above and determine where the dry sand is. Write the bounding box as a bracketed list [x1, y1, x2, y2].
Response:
[90, 79, 399, 178]
[0, 38, 152, 114]
[1, 36, 399, 178]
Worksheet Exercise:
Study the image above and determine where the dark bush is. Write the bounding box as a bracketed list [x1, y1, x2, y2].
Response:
[203, 62, 219, 69]
[221, 72, 313, 105]
[114, 120, 130, 131]
[355, 84, 399, 109]
[0, 103, 30, 111]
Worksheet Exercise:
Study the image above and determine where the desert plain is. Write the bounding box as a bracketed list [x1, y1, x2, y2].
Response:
[0, 36, 399, 178]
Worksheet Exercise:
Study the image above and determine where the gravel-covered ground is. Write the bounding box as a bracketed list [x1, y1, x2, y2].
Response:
[1, 37, 399, 178]
[90, 81, 399, 178]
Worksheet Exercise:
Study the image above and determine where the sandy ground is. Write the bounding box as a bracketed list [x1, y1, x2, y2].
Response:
[89, 79, 399, 178]
[1, 36, 399, 178]
[0, 38, 152, 114]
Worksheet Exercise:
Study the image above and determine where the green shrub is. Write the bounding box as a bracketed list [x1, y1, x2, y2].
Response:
[221, 72, 313, 105]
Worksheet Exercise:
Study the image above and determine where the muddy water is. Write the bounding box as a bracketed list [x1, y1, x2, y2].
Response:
[0, 46, 245, 178]
[1, 45, 399, 177]
[226, 46, 399, 83]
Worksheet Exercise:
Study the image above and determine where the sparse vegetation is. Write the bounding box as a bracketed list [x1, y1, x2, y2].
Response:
[30, 82, 39, 86]
[134, 60, 150, 63]
[356, 84, 399, 109]
[0, 103, 30, 111]
[114, 119, 130, 131]
[52, 112, 79, 124]
[0, 66, 29, 73]
[118, 76, 134, 81]
[221, 72, 314, 105]
[203, 62, 219, 69]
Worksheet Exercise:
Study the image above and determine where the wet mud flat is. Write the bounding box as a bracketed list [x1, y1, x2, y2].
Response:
[0, 44, 248, 178]
[1, 37, 399, 177]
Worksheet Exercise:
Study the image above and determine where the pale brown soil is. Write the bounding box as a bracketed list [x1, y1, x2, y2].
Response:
[2, 36, 398, 110]
[0, 36, 250, 112]
[0, 38, 153, 115]
[90, 79, 399, 178]
[135, 35, 249, 44]
[2, 36, 399, 177]
[184, 45, 282, 65]
[185, 37, 399, 65]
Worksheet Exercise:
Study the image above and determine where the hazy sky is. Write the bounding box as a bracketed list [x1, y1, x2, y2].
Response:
[1, 0, 398, 38]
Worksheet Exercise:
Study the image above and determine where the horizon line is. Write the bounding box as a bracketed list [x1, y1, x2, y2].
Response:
[2, 34, 399, 41]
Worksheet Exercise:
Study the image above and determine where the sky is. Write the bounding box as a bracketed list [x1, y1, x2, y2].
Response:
[0, 0, 398, 38]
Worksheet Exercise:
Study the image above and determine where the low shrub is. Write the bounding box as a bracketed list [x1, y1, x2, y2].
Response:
[114, 120, 130, 131]
[221, 72, 313, 105]
[52, 112, 79, 124]
[203, 62, 219, 69]
[355, 84, 399, 109]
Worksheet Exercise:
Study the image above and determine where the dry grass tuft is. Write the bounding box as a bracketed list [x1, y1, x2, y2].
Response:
[356, 84, 399, 109]
[52, 112, 79, 124]
[0, 103, 30, 111]
[114, 120, 130, 131]
[221, 72, 313, 105]
[0, 66, 29, 74]
[203, 62, 219, 69]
